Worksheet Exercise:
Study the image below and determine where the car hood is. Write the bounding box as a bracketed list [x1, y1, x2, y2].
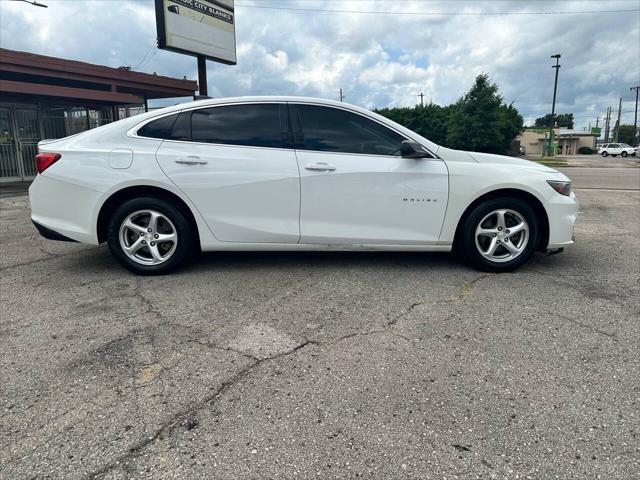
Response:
[466, 151, 559, 173]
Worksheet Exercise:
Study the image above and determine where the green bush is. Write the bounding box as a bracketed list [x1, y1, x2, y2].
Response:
[578, 146, 594, 154]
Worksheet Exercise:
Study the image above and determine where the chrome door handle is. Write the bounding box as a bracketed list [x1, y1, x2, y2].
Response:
[175, 156, 207, 165]
[304, 162, 336, 171]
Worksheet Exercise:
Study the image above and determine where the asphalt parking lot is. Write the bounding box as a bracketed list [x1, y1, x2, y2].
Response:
[1, 169, 639, 479]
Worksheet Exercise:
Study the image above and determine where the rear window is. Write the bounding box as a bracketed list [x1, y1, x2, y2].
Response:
[137, 114, 176, 139]
[137, 112, 190, 141]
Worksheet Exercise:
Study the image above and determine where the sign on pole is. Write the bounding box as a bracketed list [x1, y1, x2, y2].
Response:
[155, 0, 236, 65]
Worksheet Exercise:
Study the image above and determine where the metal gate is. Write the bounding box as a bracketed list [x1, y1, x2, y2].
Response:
[0, 105, 41, 182]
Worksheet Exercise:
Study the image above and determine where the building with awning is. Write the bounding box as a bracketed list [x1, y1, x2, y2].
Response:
[0, 48, 197, 182]
[517, 127, 599, 156]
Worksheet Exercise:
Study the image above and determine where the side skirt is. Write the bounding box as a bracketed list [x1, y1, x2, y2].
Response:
[200, 243, 452, 252]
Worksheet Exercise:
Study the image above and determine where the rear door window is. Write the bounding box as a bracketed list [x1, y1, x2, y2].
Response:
[191, 104, 285, 148]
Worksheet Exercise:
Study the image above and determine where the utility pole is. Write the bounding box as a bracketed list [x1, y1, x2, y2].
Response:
[339, 88, 345, 102]
[547, 54, 561, 156]
[604, 107, 611, 143]
[595, 116, 599, 147]
[418, 92, 425, 108]
[631, 85, 639, 145]
[615, 97, 622, 142]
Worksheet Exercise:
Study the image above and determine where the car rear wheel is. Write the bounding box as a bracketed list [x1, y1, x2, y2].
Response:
[459, 197, 539, 272]
[107, 197, 194, 275]
[622, 151, 628, 157]
[602, 151, 608, 157]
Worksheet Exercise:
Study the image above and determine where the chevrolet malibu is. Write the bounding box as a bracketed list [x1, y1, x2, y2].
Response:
[29, 96, 577, 275]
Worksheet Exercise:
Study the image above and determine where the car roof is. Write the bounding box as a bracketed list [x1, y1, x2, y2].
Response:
[149, 96, 367, 116]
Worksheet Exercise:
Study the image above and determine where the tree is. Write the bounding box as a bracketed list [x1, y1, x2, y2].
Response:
[375, 103, 450, 145]
[612, 124, 638, 145]
[534, 113, 574, 129]
[375, 74, 523, 155]
[446, 74, 523, 154]
[498, 103, 525, 153]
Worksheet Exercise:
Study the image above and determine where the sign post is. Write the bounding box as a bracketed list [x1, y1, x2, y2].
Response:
[155, 0, 236, 97]
[197, 55, 208, 97]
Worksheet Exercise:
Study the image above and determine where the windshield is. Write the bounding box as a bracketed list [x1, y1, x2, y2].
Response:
[620, 143, 631, 148]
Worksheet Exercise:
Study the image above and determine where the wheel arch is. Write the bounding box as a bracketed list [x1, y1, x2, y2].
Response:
[453, 188, 549, 252]
[96, 185, 201, 248]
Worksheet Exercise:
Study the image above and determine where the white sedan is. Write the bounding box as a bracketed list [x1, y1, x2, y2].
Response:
[29, 97, 577, 275]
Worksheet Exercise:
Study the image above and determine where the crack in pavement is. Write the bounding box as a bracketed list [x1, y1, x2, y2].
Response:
[327, 273, 492, 346]
[84, 339, 317, 479]
[0, 246, 100, 272]
[6, 273, 493, 476]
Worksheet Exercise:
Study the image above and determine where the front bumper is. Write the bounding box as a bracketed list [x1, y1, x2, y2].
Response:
[546, 191, 578, 249]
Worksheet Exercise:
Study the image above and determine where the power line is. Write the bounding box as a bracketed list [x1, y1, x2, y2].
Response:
[132, 45, 156, 71]
[235, 3, 639, 16]
[134, 47, 158, 71]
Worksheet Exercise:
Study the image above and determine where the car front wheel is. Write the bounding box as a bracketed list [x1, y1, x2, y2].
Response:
[107, 197, 194, 275]
[602, 151, 608, 157]
[459, 197, 539, 272]
[622, 151, 628, 157]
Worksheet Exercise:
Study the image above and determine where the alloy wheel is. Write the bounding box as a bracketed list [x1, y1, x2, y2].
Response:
[474, 209, 529, 263]
[119, 210, 178, 265]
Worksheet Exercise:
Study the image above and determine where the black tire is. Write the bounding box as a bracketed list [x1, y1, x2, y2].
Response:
[621, 151, 628, 157]
[602, 151, 608, 157]
[458, 197, 540, 273]
[107, 197, 195, 275]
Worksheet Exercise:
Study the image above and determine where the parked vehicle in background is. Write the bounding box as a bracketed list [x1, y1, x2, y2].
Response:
[597, 143, 636, 157]
[28, 97, 577, 275]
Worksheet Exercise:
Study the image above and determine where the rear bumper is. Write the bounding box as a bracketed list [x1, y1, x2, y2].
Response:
[29, 174, 101, 244]
[32, 220, 78, 242]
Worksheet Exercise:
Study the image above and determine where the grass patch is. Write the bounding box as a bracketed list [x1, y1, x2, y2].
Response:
[534, 157, 569, 167]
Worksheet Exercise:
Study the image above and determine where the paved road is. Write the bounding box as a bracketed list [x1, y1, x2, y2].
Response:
[1, 186, 639, 479]
[558, 167, 640, 190]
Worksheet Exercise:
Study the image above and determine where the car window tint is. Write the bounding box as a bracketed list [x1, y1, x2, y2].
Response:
[296, 105, 405, 156]
[138, 114, 178, 139]
[170, 112, 191, 141]
[191, 104, 283, 148]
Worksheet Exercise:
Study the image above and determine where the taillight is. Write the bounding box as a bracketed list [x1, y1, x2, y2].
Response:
[35, 152, 61, 174]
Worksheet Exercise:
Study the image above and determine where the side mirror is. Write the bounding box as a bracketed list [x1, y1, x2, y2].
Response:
[401, 140, 432, 159]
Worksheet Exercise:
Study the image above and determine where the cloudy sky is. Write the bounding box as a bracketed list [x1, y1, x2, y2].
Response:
[1, 0, 639, 131]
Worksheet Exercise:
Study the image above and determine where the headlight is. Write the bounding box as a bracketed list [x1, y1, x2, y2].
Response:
[547, 180, 571, 196]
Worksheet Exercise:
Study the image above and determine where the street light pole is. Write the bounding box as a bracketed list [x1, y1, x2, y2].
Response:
[547, 54, 561, 156]
[631, 85, 640, 146]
